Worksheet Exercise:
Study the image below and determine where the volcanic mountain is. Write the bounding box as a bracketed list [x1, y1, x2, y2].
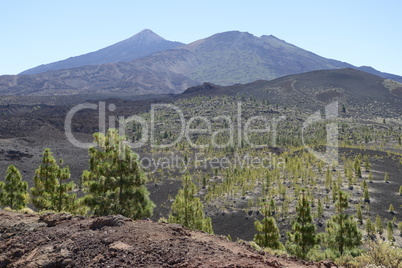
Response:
[20, 29, 184, 75]
[1, 30, 401, 96]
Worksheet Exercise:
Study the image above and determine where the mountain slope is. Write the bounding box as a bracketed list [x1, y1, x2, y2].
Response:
[181, 68, 402, 117]
[0, 50, 198, 96]
[20, 29, 184, 75]
[184, 31, 353, 85]
[1, 31, 402, 96]
[356, 65, 402, 82]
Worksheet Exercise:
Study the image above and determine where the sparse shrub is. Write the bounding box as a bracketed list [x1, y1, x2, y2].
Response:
[261, 245, 288, 257]
[335, 253, 359, 267]
[249, 241, 262, 251]
[306, 246, 338, 262]
[157, 217, 168, 223]
[19, 207, 35, 214]
[351, 240, 402, 267]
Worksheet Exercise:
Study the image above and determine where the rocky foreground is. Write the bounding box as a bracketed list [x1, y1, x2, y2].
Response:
[0, 210, 334, 267]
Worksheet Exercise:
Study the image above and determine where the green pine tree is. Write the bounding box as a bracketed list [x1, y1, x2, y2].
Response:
[82, 129, 155, 219]
[317, 198, 324, 218]
[0, 165, 29, 210]
[269, 198, 277, 216]
[389, 204, 395, 214]
[54, 161, 86, 214]
[364, 158, 371, 172]
[31, 148, 59, 210]
[168, 174, 213, 233]
[368, 172, 373, 183]
[325, 191, 362, 255]
[362, 179, 367, 190]
[356, 165, 362, 178]
[0, 182, 3, 205]
[364, 186, 370, 203]
[31, 149, 82, 213]
[342, 105, 346, 113]
[398, 222, 402, 237]
[365, 218, 375, 239]
[356, 205, 363, 224]
[354, 157, 360, 176]
[387, 221, 395, 243]
[375, 215, 383, 235]
[384, 172, 389, 183]
[286, 192, 317, 259]
[254, 203, 284, 250]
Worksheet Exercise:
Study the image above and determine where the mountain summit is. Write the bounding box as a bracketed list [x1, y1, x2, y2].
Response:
[183, 31, 402, 85]
[182, 31, 351, 85]
[20, 29, 184, 75]
[132, 29, 165, 42]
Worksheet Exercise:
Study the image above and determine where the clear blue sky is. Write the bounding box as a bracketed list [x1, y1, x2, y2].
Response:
[1, 0, 401, 76]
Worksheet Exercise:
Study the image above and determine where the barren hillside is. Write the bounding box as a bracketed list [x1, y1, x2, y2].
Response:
[0, 210, 329, 267]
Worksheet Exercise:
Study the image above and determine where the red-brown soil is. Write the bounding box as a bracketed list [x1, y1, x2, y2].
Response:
[0, 210, 327, 268]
